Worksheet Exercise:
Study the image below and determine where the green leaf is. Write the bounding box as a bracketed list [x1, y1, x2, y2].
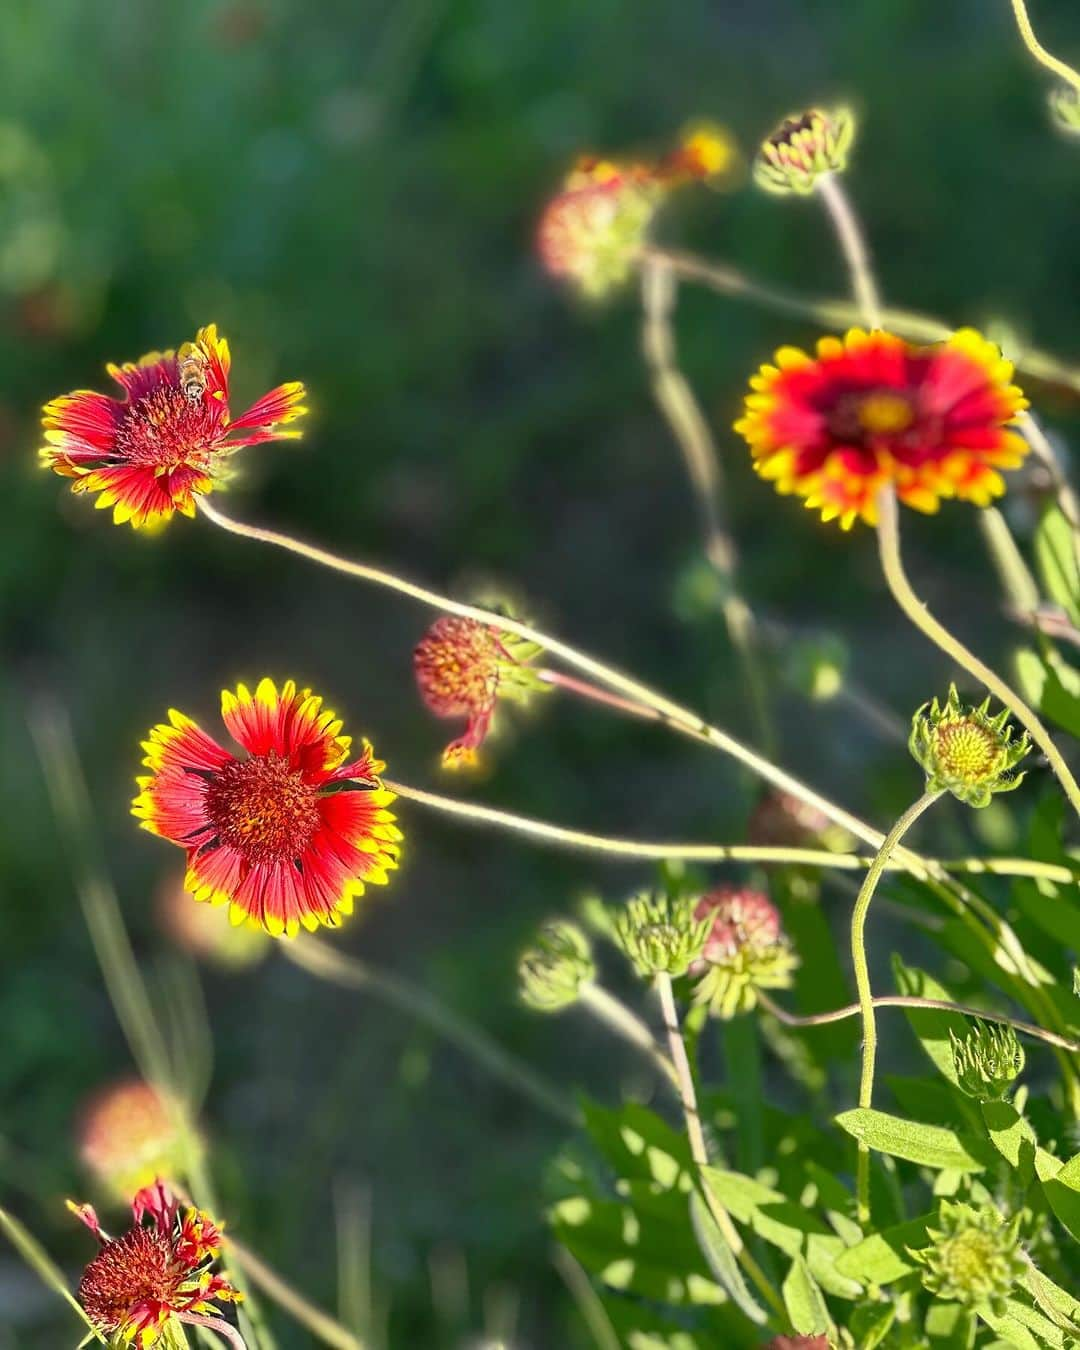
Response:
[892, 957, 973, 1087]
[1022, 1265, 1080, 1336]
[1015, 649, 1080, 739]
[1036, 1147, 1080, 1244]
[1034, 502, 1080, 624]
[688, 1192, 768, 1326]
[981, 1100, 1036, 1180]
[849, 1302, 896, 1350]
[835, 1109, 988, 1171]
[886, 1074, 978, 1132]
[833, 1213, 934, 1285]
[926, 1301, 975, 1348]
[988, 1298, 1069, 1348]
[974, 1304, 1043, 1350]
[781, 1255, 829, 1336]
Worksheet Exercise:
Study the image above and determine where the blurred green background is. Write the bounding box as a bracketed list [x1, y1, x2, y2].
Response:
[3, 0, 1080, 1344]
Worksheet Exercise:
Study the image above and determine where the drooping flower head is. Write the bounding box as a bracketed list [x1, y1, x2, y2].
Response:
[910, 684, 1030, 807]
[414, 614, 548, 769]
[40, 324, 306, 528]
[909, 1201, 1025, 1316]
[133, 679, 402, 937]
[78, 1079, 193, 1199]
[735, 328, 1029, 528]
[691, 885, 799, 1018]
[538, 126, 737, 298]
[753, 106, 854, 195]
[73, 1180, 239, 1346]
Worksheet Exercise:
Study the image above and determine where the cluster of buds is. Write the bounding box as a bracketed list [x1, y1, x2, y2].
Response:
[72, 1179, 240, 1346]
[909, 1201, 1026, 1316]
[753, 107, 855, 195]
[77, 1078, 195, 1200]
[413, 611, 549, 769]
[950, 1020, 1025, 1101]
[690, 886, 799, 1018]
[518, 919, 595, 1012]
[909, 684, 1030, 808]
[611, 891, 711, 979]
[538, 125, 737, 298]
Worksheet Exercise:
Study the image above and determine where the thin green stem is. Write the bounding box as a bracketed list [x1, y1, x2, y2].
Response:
[0, 1205, 108, 1343]
[816, 174, 883, 329]
[222, 1235, 363, 1350]
[654, 972, 786, 1321]
[876, 484, 1080, 821]
[281, 937, 580, 1127]
[552, 1246, 621, 1350]
[639, 254, 775, 752]
[577, 982, 678, 1087]
[1009, 0, 1080, 93]
[851, 790, 943, 1225]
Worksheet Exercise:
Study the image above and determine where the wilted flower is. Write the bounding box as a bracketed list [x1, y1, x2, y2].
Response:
[78, 1079, 193, 1199]
[735, 328, 1029, 528]
[40, 324, 306, 528]
[748, 789, 852, 853]
[910, 684, 1030, 807]
[611, 892, 711, 979]
[518, 919, 595, 1012]
[951, 1020, 1025, 1101]
[73, 1180, 239, 1346]
[753, 107, 854, 195]
[538, 128, 735, 298]
[133, 678, 402, 937]
[158, 873, 271, 969]
[414, 614, 547, 769]
[691, 886, 799, 1019]
[909, 1202, 1026, 1316]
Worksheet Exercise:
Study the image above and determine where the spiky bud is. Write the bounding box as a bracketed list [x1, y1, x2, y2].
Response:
[950, 1020, 1025, 1101]
[910, 1202, 1026, 1316]
[753, 107, 855, 195]
[518, 919, 595, 1012]
[611, 892, 711, 979]
[909, 684, 1030, 808]
[690, 886, 799, 1018]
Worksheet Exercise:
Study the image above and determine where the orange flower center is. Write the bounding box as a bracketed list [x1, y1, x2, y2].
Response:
[415, 618, 504, 715]
[934, 720, 1001, 783]
[79, 1226, 177, 1331]
[205, 752, 322, 863]
[115, 386, 215, 469]
[857, 392, 915, 435]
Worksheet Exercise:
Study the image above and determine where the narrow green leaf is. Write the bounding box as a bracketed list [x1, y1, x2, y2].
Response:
[981, 1100, 1036, 1180]
[974, 1303, 1042, 1350]
[849, 1302, 896, 1350]
[781, 1255, 829, 1336]
[833, 1213, 934, 1285]
[1034, 503, 1080, 624]
[892, 957, 972, 1087]
[1023, 1265, 1080, 1335]
[688, 1192, 768, 1326]
[994, 1297, 1068, 1347]
[835, 1109, 987, 1171]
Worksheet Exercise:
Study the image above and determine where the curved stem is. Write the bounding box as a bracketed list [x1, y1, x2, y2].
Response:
[178, 1312, 249, 1350]
[816, 174, 882, 329]
[850, 789, 943, 1225]
[1009, 0, 1080, 92]
[536, 667, 662, 720]
[281, 936, 579, 1127]
[876, 484, 1080, 821]
[578, 982, 678, 1086]
[756, 990, 1080, 1054]
[654, 972, 785, 1321]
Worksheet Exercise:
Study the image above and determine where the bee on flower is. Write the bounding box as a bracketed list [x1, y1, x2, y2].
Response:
[72, 1180, 240, 1347]
[132, 678, 402, 937]
[414, 613, 549, 769]
[40, 323, 306, 528]
[735, 328, 1029, 528]
[77, 1078, 194, 1200]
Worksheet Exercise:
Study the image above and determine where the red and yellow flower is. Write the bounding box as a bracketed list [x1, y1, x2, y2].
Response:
[735, 328, 1029, 528]
[40, 324, 306, 528]
[73, 1180, 239, 1347]
[132, 678, 402, 937]
[413, 615, 547, 768]
[78, 1079, 191, 1199]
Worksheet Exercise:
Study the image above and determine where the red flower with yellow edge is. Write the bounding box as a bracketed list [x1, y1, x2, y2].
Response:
[734, 328, 1029, 529]
[72, 1180, 239, 1348]
[132, 678, 402, 937]
[414, 615, 548, 768]
[40, 323, 306, 528]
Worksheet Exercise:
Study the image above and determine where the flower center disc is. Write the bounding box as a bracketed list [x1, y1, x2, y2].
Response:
[935, 720, 1000, 783]
[205, 753, 322, 863]
[80, 1227, 175, 1325]
[114, 387, 213, 469]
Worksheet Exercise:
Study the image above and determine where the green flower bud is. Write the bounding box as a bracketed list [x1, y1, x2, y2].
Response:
[909, 1202, 1026, 1316]
[753, 107, 855, 196]
[909, 684, 1030, 808]
[950, 1020, 1025, 1101]
[518, 919, 595, 1012]
[611, 892, 711, 979]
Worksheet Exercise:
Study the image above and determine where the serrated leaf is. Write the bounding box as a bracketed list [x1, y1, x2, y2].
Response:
[1034, 503, 1080, 624]
[781, 1255, 829, 1336]
[688, 1191, 768, 1326]
[981, 1100, 1036, 1180]
[892, 957, 972, 1086]
[835, 1108, 988, 1171]
[833, 1213, 934, 1285]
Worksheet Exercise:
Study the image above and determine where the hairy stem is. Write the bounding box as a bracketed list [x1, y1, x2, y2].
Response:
[851, 790, 943, 1224]
[578, 982, 678, 1086]
[816, 174, 882, 329]
[876, 484, 1080, 821]
[1009, 0, 1080, 93]
[654, 972, 785, 1320]
[177, 1312, 248, 1350]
